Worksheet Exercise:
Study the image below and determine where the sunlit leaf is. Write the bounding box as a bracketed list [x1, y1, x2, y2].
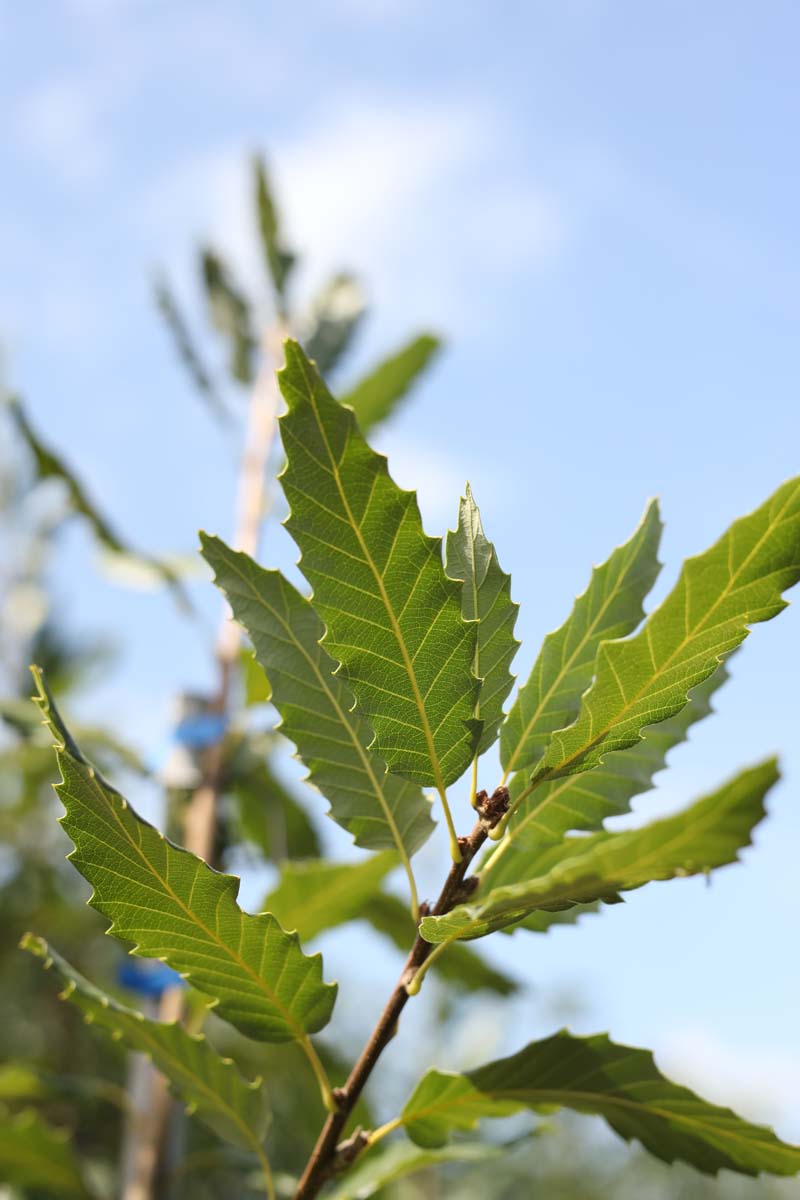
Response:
[422, 760, 777, 940]
[536, 479, 800, 785]
[32, 668, 336, 1043]
[446, 483, 519, 756]
[262, 852, 397, 942]
[278, 340, 479, 790]
[22, 935, 270, 1154]
[326, 1140, 500, 1200]
[401, 1029, 800, 1176]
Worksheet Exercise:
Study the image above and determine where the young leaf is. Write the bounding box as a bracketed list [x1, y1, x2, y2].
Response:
[421, 759, 777, 941]
[201, 249, 256, 384]
[0, 1106, 91, 1198]
[32, 669, 336, 1043]
[22, 936, 270, 1155]
[340, 333, 441, 434]
[326, 1141, 500, 1200]
[401, 1030, 800, 1176]
[490, 662, 730, 870]
[278, 340, 479, 796]
[201, 536, 435, 878]
[500, 500, 662, 778]
[253, 155, 295, 310]
[262, 852, 398, 943]
[302, 273, 366, 375]
[536, 478, 800, 785]
[446, 484, 520, 756]
[361, 893, 518, 995]
[154, 273, 229, 423]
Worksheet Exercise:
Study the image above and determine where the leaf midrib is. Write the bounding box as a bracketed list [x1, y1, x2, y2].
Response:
[209, 543, 415, 883]
[296, 354, 452, 797]
[502, 538, 645, 780]
[63, 757, 309, 1040]
[540, 491, 797, 781]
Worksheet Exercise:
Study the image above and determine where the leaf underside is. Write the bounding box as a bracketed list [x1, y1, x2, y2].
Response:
[22, 935, 269, 1152]
[446, 484, 520, 756]
[32, 668, 336, 1043]
[421, 759, 777, 940]
[278, 339, 479, 788]
[401, 1030, 800, 1177]
[202, 535, 435, 859]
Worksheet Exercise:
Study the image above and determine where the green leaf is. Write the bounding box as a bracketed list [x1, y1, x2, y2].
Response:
[421, 759, 777, 941]
[0, 1105, 91, 1197]
[536, 479, 800, 785]
[201, 536, 434, 876]
[240, 646, 272, 705]
[253, 155, 295, 310]
[302, 273, 366, 375]
[154, 273, 229, 423]
[326, 1141, 500, 1200]
[201, 249, 256, 384]
[225, 741, 321, 863]
[489, 662, 730, 877]
[32, 668, 336, 1043]
[341, 333, 441, 434]
[401, 1029, 800, 1177]
[262, 852, 397, 942]
[7, 395, 187, 603]
[500, 500, 662, 778]
[22, 935, 270, 1154]
[361, 892, 518, 995]
[446, 483, 519, 756]
[278, 340, 479, 794]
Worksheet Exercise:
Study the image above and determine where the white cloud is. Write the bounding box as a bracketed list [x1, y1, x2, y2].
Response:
[13, 79, 106, 184]
[141, 94, 566, 336]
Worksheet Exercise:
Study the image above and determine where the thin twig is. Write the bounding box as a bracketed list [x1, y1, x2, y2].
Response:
[293, 787, 508, 1200]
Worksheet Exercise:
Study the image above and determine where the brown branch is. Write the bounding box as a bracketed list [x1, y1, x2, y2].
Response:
[293, 787, 508, 1200]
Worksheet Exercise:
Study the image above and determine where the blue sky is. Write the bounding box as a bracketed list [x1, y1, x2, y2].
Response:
[3, 0, 800, 1148]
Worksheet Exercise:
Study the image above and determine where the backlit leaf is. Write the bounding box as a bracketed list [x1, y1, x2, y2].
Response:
[421, 760, 777, 941]
[32, 668, 336, 1043]
[22, 935, 270, 1154]
[341, 333, 441, 434]
[446, 484, 519, 756]
[278, 340, 479, 790]
[401, 1029, 800, 1176]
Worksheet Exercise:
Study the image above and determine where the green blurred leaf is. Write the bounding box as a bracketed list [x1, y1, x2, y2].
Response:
[536, 480, 800, 785]
[500, 500, 662, 779]
[422, 760, 777, 941]
[327, 1140, 500, 1200]
[201, 536, 435, 873]
[0, 1104, 91, 1197]
[446, 483, 519, 757]
[227, 745, 320, 863]
[302, 273, 366, 375]
[8, 395, 187, 603]
[154, 273, 230, 423]
[262, 852, 397, 942]
[401, 1029, 800, 1177]
[33, 668, 336, 1043]
[240, 646, 272, 705]
[22, 935, 270, 1155]
[253, 155, 295, 311]
[278, 340, 479, 791]
[342, 333, 441, 433]
[201, 249, 256, 384]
